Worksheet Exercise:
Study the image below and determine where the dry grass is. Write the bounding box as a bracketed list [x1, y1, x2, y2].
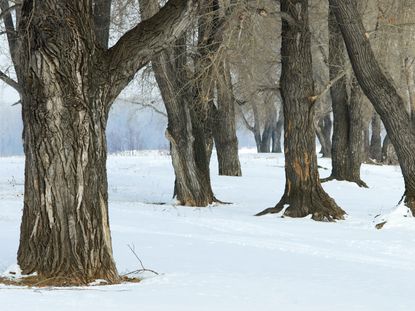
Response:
[0, 275, 140, 288]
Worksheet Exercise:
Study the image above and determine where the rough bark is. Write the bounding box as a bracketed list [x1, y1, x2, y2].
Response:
[256, 0, 345, 221]
[324, 8, 367, 187]
[330, 0, 415, 214]
[18, 0, 118, 283]
[17, 0, 199, 283]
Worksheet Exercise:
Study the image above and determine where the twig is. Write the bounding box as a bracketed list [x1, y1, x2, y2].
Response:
[123, 244, 159, 276]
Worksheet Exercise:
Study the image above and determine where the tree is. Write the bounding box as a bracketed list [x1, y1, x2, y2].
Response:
[330, 0, 415, 215]
[256, 0, 345, 221]
[17, 0, 198, 284]
[323, 7, 367, 187]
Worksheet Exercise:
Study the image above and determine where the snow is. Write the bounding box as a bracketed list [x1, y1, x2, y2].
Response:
[1, 150, 414, 311]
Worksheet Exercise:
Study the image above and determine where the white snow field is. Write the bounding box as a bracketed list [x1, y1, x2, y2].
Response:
[0, 150, 414, 311]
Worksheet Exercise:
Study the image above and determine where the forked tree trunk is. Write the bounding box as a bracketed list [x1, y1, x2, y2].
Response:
[17, 0, 199, 283]
[214, 60, 242, 176]
[325, 8, 367, 187]
[330, 0, 415, 214]
[256, 0, 345, 221]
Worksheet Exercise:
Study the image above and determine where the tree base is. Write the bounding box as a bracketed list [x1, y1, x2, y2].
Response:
[177, 196, 230, 207]
[256, 187, 346, 221]
[321, 175, 369, 188]
[0, 275, 138, 287]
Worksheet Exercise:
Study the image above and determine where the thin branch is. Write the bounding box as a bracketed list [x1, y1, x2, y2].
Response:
[123, 244, 159, 276]
[237, 104, 255, 133]
[309, 69, 349, 103]
[0, 3, 19, 21]
[118, 98, 167, 117]
[0, 69, 21, 93]
[106, 0, 199, 104]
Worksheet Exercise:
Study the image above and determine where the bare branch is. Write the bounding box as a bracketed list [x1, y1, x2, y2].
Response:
[309, 69, 350, 104]
[0, 69, 21, 93]
[106, 0, 199, 102]
[118, 98, 167, 117]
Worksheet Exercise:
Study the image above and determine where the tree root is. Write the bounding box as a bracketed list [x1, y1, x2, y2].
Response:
[321, 175, 369, 188]
[254, 205, 284, 216]
[256, 188, 346, 222]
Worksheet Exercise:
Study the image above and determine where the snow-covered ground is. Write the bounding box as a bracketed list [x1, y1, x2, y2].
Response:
[0, 150, 414, 311]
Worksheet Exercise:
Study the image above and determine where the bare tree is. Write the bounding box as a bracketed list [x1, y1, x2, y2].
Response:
[256, 0, 345, 221]
[330, 0, 415, 215]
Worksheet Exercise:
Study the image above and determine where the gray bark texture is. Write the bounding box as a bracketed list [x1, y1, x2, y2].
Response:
[17, 0, 198, 283]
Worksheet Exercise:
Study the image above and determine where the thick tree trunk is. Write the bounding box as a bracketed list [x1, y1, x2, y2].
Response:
[369, 112, 382, 162]
[17, 1, 118, 283]
[256, 0, 345, 221]
[16, 0, 199, 283]
[214, 60, 242, 176]
[330, 0, 415, 214]
[325, 8, 366, 187]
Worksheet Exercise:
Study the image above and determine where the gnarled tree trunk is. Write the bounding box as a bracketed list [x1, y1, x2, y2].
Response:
[17, 0, 199, 283]
[256, 0, 345, 221]
[18, 1, 117, 283]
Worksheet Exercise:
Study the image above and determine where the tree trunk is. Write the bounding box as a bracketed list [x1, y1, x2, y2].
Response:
[325, 7, 366, 187]
[369, 112, 382, 162]
[272, 106, 283, 153]
[330, 0, 415, 214]
[140, 0, 215, 206]
[259, 94, 277, 153]
[316, 114, 332, 158]
[382, 135, 399, 165]
[17, 1, 118, 283]
[16, 0, 199, 283]
[256, 0, 345, 221]
[213, 60, 242, 176]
